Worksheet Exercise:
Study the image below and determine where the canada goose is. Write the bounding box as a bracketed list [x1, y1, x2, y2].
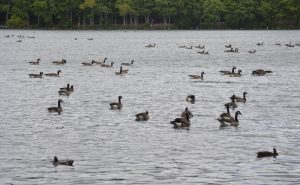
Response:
[257, 148, 278, 158]
[197, 50, 209, 55]
[82, 60, 95, 66]
[52, 59, 66, 65]
[218, 111, 242, 127]
[220, 67, 236, 75]
[135, 111, 150, 121]
[109, 96, 123, 109]
[94, 57, 107, 64]
[235, 92, 247, 103]
[195, 45, 205, 49]
[115, 67, 123, 75]
[45, 70, 62, 77]
[53, 156, 74, 166]
[275, 43, 281, 46]
[146, 44, 155, 47]
[178, 45, 186, 48]
[17, 40, 22, 42]
[252, 69, 272, 76]
[181, 107, 193, 119]
[47, 99, 63, 114]
[228, 95, 237, 109]
[186, 95, 195, 104]
[188, 72, 205, 80]
[219, 103, 231, 118]
[285, 42, 294, 47]
[121, 60, 134, 66]
[186, 46, 193, 49]
[225, 44, 232, 48]
[28, 72, 43, 78]
[101, 62, 114, 67]
[58, 90, 71, 96]
[224, 48, 238, 52]
[170, 112, 190, 128]
[230, 69, 242, 77]
[60, 84, 70, 91]
[248, 49, 256, 54]
[29, 58, 40, 65]
[257, 42, 263, 46]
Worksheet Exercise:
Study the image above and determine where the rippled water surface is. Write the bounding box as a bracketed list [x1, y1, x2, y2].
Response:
[1, 30, 300, 185]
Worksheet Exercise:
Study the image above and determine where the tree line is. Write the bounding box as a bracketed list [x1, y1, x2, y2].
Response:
[0, 0, 299, 29]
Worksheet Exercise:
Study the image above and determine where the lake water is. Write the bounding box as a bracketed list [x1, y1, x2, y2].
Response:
[0, 30, 300, 185]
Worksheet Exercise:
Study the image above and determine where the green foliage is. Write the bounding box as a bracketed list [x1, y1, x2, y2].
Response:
[6, 15, 27, 28]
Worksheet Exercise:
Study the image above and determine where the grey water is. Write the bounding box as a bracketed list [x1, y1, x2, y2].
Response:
[0, 30, 300, 185]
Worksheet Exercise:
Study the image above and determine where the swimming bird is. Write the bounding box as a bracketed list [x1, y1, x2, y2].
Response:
[230, 69, 242, 77]
[219, 103, 231, 118]
[225, 44, 232, 48]
[146, 44, 155, 47]
[121, 60, 134, 66]
[248, 49, 256, 54]
[195, 45, 205, 49]
[220, 67, 236, 75]
[235, 92, 247, 103]
[186, 95, 196, 104]
[252, 69, 272, 76]
[53, 156, 74, 166]
[257, 148, 278, 158]
[135, 111, 150, 121]
[29, 58, 40, 65]
[109, 96, 123, 109]
[101, 62, 114, 67]
[94, 57, 107, 64]
[45, 70, 62, 77]
[28, 72, 43, 78]
[181, 107, 193, 119]
[257, 42, 264, 46]
[170, 112, 191, 128]
[188, 72, 205, 80]
[82, 60, 95, 66]
[218, 111, 242, 127]
[52, 59, 66, 65]
[60, 84, 70, 91]
[47, 99, 63, 114]
[186, 46, 193, 49]
[58, 90, 71, 96]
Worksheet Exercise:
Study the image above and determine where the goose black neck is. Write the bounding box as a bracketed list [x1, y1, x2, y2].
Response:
[226, 105, 230, 115]
[232, 67, 235, 73]
[243, 93, 247, 100]
[120, 67, 122, 74]
[118, 97, 122, 104]
[58, 100, 61, 107]
[235, 112, 239, 122]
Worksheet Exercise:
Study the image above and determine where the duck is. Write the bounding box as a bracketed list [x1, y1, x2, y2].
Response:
[45, 70, 62, 77]
[252, 69, 272, 76]
[219, 103, 231, 118]
[53, 156, 74, 166]
[181, 107, 193, 119]
[230, 69, 242, 77]
[101, 62, 114, 67]
[235, 91, 247, 103]
[109, 96, 123, 109]
[28, 72, 43, 78]
[29, 58, 40, 65]
[82, 60, 95, 66]
[170, 112, 191, 128]
[115, 67, 123, 75]
[94, 57, 107, 65]
[248, 49, 256, 54]
[220, 66, 236, 75]
[186, 95, 195, 104]
[228, 95, 237, 109]
[121, 60, 134, 66]
[188, 72, 205, 80]
[135, 111, 150, 121]
[218, 111, 242, 127]
[257, 148, 278, 158]
[47, 99, 63, 114]
[52, 59, 66, 65]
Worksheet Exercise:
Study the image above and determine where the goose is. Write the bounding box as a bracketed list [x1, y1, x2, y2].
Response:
[224, 48, 235, 52]
[47, 99, 63, 114]
[257, 148, 278, 158]
[218, 111, 242, 127]
[170, 112, 190, 128]
[101, 62, 114, 67]
[94, 57, 107, 65]
[219, 103, 231, 118]
[60, 84, 70, 91]
[235, 92, 247, 103]
[178, 45, 186, 48]
[53, 156, 74, 166]
[45, 70, 62, 77]
[220, 67, 236, 75]
[285, 42, 294, 47]
[197, 50, 209, 55]
[275, 43, 281, 46]
[28, 72, 43, 78]
[188, 72, 205, 80]
[195, 45, 205, 49]
[52, 59, 66, 65]
[82, 60, 95, 66]
[115, 67, 123, 75]
[252, 69, 272, 76]
[295, 43, 300, 46]
[225, 44, 232, 48]
[58, 90, 71, 96]
[135, 111, 150, 121]
[109, 96, 123, 109]
[186, 46, 193, 49]
[257, 42, 264, 46]
[29, 58, 40, 65]
[181, 107, 193, 119]
[228, 95, 237, 109]
[146, 44, 155, 47]
[248, 49, 256, 54]
[121, 60, 134, 66]
[186, 95, 195, 104]
[230, 69, 242, 77]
